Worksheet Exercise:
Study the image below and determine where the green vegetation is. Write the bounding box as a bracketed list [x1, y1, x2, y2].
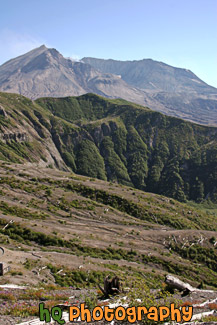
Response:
[35, 94, 217, 203]
[65, 181, 217, 230]
[171, 243, 217, 274]
[0, 219, 138, 261]
[0, 92, 217, 203]
[0, 161, 217, 318]
[0, 91, 216, 321]
[75, 139, 106, 180]
[47, 264, 112, 287]
[0, 201, 48, 220]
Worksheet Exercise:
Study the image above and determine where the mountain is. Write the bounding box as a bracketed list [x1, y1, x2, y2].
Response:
[1, 92, 217, 323]
[1, 91, 217, 204]
[0, 45, 147, 104]
[82, 57, 217, 94]
[0, 46, 217, 126]
[82, 57, 217, 126]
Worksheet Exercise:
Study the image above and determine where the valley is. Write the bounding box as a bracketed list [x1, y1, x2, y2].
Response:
[0, 91, 216, 323]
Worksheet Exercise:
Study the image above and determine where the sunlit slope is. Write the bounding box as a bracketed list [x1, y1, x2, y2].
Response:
[0, 91, 217, 203]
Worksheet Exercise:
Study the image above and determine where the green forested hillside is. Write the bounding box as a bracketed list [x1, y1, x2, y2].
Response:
[0, 92, 217, 203]
[37, 94, 217, 203]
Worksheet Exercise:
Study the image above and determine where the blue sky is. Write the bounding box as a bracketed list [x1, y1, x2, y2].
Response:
[1, 0, 216, 87]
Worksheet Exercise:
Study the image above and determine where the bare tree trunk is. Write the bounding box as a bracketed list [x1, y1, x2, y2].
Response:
[98, 276, 121, 297]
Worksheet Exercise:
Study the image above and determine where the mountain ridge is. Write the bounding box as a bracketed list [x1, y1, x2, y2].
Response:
[82, 56, 217, 93]
[1, 101, 217, 323]
[1, 91, 217, 204]
[0, 45, 147, 105]
[0, 46, 217, 125]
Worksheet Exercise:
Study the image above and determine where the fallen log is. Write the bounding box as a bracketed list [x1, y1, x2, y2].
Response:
[165, 275, 215, 293]
[2, 220, 14, 230]
[32, 252, 42, 258]
[165, 274, 194, 292]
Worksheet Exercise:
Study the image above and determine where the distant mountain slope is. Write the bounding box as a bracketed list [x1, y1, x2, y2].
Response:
[1, 91, 217, 203]
[0, 45, 147, 104]
[82, 57, 217, 126]
[0, 46, 217, 126]
[82, 57, 217, 94]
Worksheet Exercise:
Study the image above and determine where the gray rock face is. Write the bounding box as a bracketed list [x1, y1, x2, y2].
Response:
[0, 46, 217, 126]
[0, 45, 146, 104]
[82, 57, 217, 126]
[82, 57, 216, 94]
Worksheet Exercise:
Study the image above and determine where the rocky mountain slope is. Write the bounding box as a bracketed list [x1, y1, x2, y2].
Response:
[0, 162, 217, 323]
[82, 57, 216, 94]
[82, 57, 217, 126]
[0, 46, 217, 126]
[0, 91, 217, 204]
[0, 45, 147, 105]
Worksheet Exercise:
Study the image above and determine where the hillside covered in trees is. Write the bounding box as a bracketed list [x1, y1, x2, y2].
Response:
[0, 92, 217, 203]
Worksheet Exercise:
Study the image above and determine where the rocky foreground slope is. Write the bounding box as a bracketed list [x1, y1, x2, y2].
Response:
[0, 162, 216, 323]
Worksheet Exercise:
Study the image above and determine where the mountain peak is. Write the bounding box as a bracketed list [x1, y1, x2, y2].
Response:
[0, 48, 216, 126]
[23, 44, 49, 57]
[33, 44, 59, 54]
[38, 44, 47, 50]
[30, 44, 48, 52]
